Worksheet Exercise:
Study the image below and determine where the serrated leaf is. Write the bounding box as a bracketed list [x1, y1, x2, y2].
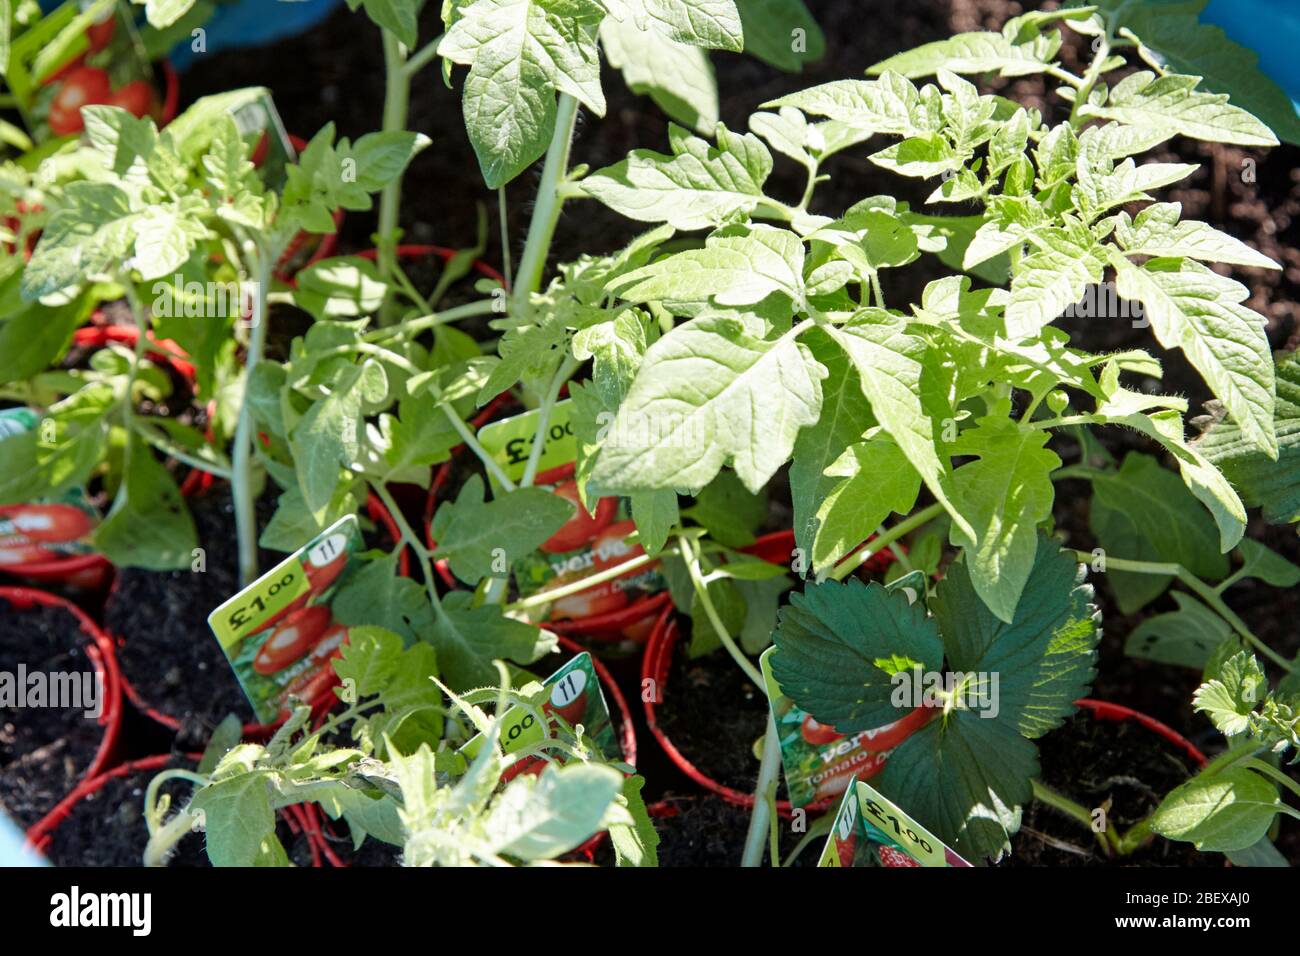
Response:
[427, 592, 557, 690]
[1125, 592, 1231, 670]
[438, 0, 606, 188]
[1195, 650, 1268, 737]
[583, 124, 772, 230]
[771, 577, 944, 731]
[1113, 256, 1276, 458]
[1006, 230, 1104, 338]
[765, 72, 934, 137]
[868, 31, 1058, 79]
[333, 626, 404, 699]
[600, 14, 719, 132]
[736, 0, 823, 71]
[429, 474, 574, 584]
[1079, 71, 1278, 147]
[947, 403, 1060, 623]
[630, 489, 678, 554]
[190, 776, 284, 867]
[590, 314, 825, 494]
[811, 433, 920, 575]
[95, 439, 198, 571]
[486, 762, 625, 859]
[1113, 202, 1278, 271]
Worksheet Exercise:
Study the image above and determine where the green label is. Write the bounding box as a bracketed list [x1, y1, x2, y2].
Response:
[818, 780, 970, 868]
[761, 647, 930, 808]
[476, 400, 578, 489]
[0, 408, 100, 559]
[452, 652, 619, 774]
[206, 515, 361, 722]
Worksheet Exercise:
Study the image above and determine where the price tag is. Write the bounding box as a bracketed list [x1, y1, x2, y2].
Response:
[818, 779, 971, 868]
[206, 515, 361, 722]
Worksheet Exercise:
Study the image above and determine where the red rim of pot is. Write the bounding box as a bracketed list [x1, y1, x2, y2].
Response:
[307, 631, 637, 866]
[0, 585, 123, 814]
[108, 489, 409, 740]
[1074, 698, 1207, 768]
[25, 751, 323, 866]
[2, 323, 207, 587]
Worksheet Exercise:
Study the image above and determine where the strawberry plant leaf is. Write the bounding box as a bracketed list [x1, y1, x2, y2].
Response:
[429, 474, 574, 584]
[771, 577, 944, 731]
[590, 313, 825, 494]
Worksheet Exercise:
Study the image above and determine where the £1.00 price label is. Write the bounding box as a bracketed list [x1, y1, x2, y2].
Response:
[210, 560, 312, 650]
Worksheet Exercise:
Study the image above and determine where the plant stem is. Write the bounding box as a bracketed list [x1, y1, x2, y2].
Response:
[363, 299, 500, 342]
[520, 355, 579, 488]
[402, 33, 444, 78]
[679, 535, 764, 690]
[1071, 551, 1292, 672]
[505, 550, 664, 612]
[511, 93, 579, 314]
[1241, 757, 1300, 803]
[829, 503, 944, 582]
[144, 810, 200, 867]
[377, 30, 411, 316]
[741, 711, 782, 867]
[1069, 34, 1111, 127]
[373, 482, 444, 614]
[498, 187, 513, 292]
[1031, 778, 1114, 854]
[231, 251, 273, 586]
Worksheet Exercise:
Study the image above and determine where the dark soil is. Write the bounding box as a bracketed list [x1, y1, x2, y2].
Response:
[651, 796, 818, 867]
[104, 491, 276, 747]
[1007, 712, 1222, 867]
[0, 599, 106, 829]
[42, 758, 315, 867]
[656, 624, 769, 794]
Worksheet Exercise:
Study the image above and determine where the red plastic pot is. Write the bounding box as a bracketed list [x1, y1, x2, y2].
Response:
[1074, 698, 1207, 768]
[110, 490, 409, 741]
[25, 752, 322, 866]
[309, 632, 637, 866]
[0, 585, 123, 814]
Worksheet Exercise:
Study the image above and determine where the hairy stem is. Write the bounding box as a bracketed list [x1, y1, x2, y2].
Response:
[741, 711, 782, 867]
[1031, 778, 1114, 855]
[377, 31, 411, 318]
[512, 93, 579, 314]
[231, 251, 273, 586]
[829, 502, 944, 582]
[679, 535, 764, 690]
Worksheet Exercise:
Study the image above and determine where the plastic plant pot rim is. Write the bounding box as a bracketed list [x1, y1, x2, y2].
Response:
[5, 324, 202, 584]
[1074, 697, 1208, 768]
[25, 751, 321, 865]
[107, 490, 409, 740]
[0, 585, 123, 824]
[307, 633, 637, 866]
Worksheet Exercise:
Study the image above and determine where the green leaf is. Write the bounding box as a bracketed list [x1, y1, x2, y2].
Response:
[331, 553, 437, 644]
[1125, 592, 1232, 669]
[289, 359, 388, 516]
[1079, 72, 1278, 147]
[429, 474, 574, 585]
[630, 489, 678, 555]
[605, 0, 742, 51]
[868, 30, 1059, 79]
[145, 0, 200, 29]
[1113, 202, 1279, 271]
[1195, 650, 1268, 737]
[608, 774, 660, 867]
[946, 404, 1060, 623]
[735, 572, 792, 655]
[601, 15, 719, 132]
[811, 432, 919, 575]
[1195, 350, 1300, 525]
[1152, 767, 1280, 852]
[438, 0, 606, 188]
[1006, 230, 1105, 338]
[1113, 256, 1276, 459]
[765, 72, 934, 137]
[1116, 8, 1300, 145]
[260, 484, 362, 553]
[369, 397, 460, 486]
[190, 776, 284, 867]
[688, 469, 765, 548]
[771, 577, 944, 731]
[1090, 452, 1229, 585]
[426, 592, 557, 690]
[23, 182, 136, 300]
[736, 0, 824, 72]
[349, 130, 431, 192]
[332, 626, 404, 699]
[583, 124, 773, 230]
[1234, 538, 1300, 588]
[0, 296, 88, 384]
[95, 440, 198, 570]
[0, 387, 111, 504]
[485, 762, 625, 860]
[357, 0, 420, 46]
[789, 329, 874, 564]
[688, 575, 745, 656]
[590, 313, 825, 494]
[829, 309, 974, 541]
[294, 257, 391, 320]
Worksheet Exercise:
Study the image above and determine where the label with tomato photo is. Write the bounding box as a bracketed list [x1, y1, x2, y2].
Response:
[207, 515, 360, 723]
[7, 0, 158, 143]
[476, 401, 665, 638]
[0, 409, 101, 567]
[759, 646, 934, 808]
[818, 779, 970, 867]
[449, 652, 619, 778]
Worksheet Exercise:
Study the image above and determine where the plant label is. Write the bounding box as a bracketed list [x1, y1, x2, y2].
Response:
[819, 779, 971, 868]
[0, 408, 101, 569]
[478, 400, 665, 636]
[207, 514, 361, 722]
[450, 651, 620, 776]
[760, 646, 933, 808]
